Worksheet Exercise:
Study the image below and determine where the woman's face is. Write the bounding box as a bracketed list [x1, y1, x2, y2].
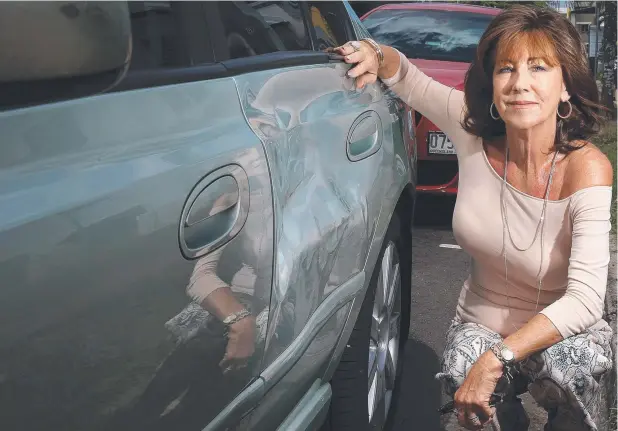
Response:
[492, 38, 570, 131]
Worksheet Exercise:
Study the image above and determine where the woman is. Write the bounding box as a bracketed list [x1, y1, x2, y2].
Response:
[334, 5, 613, 431]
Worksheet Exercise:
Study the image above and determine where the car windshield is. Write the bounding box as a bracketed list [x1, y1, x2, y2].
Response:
[362, 9, 495, 63]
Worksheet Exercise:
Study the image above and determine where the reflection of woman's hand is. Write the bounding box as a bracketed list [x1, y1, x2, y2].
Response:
[220, 315, 256, 373]
[454, 352, 502, 430]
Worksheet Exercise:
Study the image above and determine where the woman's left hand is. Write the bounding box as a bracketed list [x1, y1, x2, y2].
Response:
[454, 351, 503, 429]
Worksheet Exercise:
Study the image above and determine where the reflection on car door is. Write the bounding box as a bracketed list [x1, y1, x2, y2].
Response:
[0, 2, 273, 430]
[205, 3, 406, 428]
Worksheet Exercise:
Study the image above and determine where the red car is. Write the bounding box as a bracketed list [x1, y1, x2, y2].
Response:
[362, 3, 501, 194]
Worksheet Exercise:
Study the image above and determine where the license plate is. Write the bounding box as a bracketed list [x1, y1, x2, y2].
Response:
[427, 132, 455, 155]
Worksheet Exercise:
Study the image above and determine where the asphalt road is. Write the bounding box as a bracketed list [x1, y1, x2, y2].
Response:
[391, 195, 547, 431]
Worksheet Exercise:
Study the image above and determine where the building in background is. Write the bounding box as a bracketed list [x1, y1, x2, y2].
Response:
[566, 1, 602, 74]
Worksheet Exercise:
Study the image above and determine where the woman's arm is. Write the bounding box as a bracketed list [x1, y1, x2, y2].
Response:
[540, 156, 613, 338]
[480, 185, 612, 363]
[380, 47, 467, 145]
[474, 152, 613, 368]
[454, 313, 562, 427]
[338, 41, 467, 149]
[475, 314, 563, 371]
[456, 177, 613, 427]
[376, 45, 401, 81]
[456, 155, 613, 428]
[186, 251, 257, 372]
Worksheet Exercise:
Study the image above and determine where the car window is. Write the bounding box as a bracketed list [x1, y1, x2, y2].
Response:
[216, 1, 310, 60]
[1, 1, 216, 110]
[307, 1, 352, 50]
[362, 9, 495, 63]
[128, 1, 213, 69]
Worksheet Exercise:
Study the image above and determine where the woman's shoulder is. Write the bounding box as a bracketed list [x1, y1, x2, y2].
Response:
[563, 142, 613, 197]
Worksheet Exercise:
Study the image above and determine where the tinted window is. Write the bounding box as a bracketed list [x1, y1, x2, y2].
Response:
[363, 9, 495, 63]
[128, 1, 213, 69]
[308, 2, 351, 50]
[217, 1, 310, 60]
[0, 1, 217, 110]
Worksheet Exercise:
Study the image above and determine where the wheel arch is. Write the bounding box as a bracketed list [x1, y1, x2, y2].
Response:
[320, 182, 415, 384]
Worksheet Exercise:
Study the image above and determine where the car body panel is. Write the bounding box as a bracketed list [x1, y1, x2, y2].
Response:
[0, 2, 414, 431]
[231, 5, 412, 428]
[234, 62, 404, 370]
[227, 57, 410, 430]
[0, 77, 274, 431]
[362, 3, 500, 195]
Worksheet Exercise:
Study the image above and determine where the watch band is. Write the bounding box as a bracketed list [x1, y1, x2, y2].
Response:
[222, 309, 251, 326]
[490, 342, 515, 366]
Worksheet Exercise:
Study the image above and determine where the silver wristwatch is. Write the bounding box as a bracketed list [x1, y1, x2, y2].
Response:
[490, 342, 515, 367]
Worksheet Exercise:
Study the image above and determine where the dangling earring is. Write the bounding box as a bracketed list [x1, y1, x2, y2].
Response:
[557, 100, 572, 119]
[490, 102, 501, 120]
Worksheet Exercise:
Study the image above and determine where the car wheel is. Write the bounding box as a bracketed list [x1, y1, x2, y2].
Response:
[324, 214, 411, 431]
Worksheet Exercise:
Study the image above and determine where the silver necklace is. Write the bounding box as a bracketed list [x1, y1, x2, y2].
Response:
[500, 145, 559, 330]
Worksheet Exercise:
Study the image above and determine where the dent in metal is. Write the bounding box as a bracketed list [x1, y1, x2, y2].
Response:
[245, 300, 353, 431]
[211, 270, 363, 430]
[259, 270, 365, 389]
[233, 62, 393, 372]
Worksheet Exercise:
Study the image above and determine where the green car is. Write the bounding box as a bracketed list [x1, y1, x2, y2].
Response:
[0, 2, 416, 430]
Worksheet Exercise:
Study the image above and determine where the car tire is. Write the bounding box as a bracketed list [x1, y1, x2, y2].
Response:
[323, 213, 411, 431]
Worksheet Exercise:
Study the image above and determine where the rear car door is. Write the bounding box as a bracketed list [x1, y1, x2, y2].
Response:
[0, 2, 274, 430]
[201, 2, 409, 429]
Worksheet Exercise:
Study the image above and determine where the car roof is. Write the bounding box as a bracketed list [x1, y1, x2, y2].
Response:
[361, 3, 502, 19]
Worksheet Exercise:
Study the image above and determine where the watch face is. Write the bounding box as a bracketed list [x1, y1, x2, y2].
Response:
[502, 349, 515, 361]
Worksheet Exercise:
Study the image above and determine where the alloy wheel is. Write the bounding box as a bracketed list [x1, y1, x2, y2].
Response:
[368, 241, 401, 427]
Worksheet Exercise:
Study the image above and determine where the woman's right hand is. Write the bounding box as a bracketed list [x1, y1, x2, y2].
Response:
[331, 41, 381, 89]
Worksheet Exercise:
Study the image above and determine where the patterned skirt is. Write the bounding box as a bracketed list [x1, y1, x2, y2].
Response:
[436, 317, 613, 431]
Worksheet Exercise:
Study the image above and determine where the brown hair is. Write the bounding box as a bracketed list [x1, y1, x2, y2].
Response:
[462, 5, 605, 152]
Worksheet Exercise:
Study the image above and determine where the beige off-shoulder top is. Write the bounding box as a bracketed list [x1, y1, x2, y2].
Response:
[384, 51, 612, 338]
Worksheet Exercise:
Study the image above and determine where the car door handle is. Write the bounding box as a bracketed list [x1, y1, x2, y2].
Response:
[346, 110, 383, 162]
[184, 176, 239, 228]
[179, 164, 249, 260]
